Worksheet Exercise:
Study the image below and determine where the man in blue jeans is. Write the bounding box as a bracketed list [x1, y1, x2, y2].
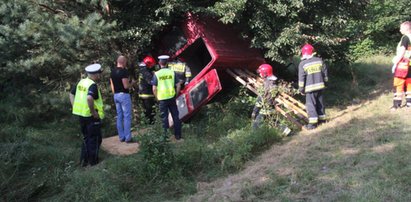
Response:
[110, 55, 136, 142]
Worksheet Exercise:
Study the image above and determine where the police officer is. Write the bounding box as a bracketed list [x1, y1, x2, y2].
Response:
[168, 57, 192, 86]
[298, 44, 328, 130]
[138, 56, 157, 124]
[152, 55, 182, 141]
[70, 64, 104, 167]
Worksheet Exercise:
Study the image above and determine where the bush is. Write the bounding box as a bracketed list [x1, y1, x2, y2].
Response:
[138, 127, 175, 179]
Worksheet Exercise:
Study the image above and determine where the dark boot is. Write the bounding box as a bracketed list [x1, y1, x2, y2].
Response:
[304, 123, 317, 130]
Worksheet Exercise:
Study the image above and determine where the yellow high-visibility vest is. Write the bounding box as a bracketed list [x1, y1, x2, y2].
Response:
[155, 69, 175, 100]
[169, 62, 185, 73]
[72, 78, 105, 119]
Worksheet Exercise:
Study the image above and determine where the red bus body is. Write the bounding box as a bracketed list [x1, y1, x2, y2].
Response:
[160, 14, 265, 121]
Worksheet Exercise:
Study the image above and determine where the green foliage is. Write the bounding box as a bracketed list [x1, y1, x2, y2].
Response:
[139, 127, 175, 178]
[209, 0, 367, 64]
[325, 55, 391, 107]
[0, 0, 117, 83]
[0, 121, 79, 201]
[348, 0, 411, 59]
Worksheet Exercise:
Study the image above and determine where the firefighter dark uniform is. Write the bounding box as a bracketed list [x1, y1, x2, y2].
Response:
[392, 33, 411, 108]
[71, 64, 104, 166]
[298, 44, 328, 129]
[138, 62, 156, 124]
[252, 64, 291, 135]
[252, 75, 278, 129]
[152, 55, 182, 140]
[168, 59, 192, 85]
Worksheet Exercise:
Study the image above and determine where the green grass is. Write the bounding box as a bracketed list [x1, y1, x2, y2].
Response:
[3, 55, 409, 201]
[0, 83, 281, 201]
[209, 55, 411, 201]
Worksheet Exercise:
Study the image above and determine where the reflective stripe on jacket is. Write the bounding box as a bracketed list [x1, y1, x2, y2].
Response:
[72, 78, 104, 119]
[138, 66, 154, 98]
[298, 56, 328, 93]
[169, 62, 192, 82]
[155, 69, 176, 100]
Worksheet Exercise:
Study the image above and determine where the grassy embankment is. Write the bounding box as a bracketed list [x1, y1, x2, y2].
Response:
[0, 71, 280, 201]
[2, 55, 407, 201]
[189, 55, 411, 201]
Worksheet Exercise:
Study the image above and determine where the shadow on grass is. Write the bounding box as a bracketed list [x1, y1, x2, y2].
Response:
[242, 111, 411, 201]
[325, 57, 392, 109]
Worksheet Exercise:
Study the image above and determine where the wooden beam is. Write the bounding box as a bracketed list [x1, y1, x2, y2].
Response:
[225, 69, 257, 94]
[275, 105, 305, 129]
[275, 96, 308, 119]
[232, 69, 261, 88]
[280, 92, 306, 109]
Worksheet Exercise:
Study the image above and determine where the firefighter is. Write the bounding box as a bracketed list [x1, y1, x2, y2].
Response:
[298, 44, 328, 130]
[138, 56, 157, 124]
[69, 64, 104, 167]
[252, 64, 291, 135]
[391, 21, 411, 109]
[168, 57, 192, 87]
[152, 55, 183, 141]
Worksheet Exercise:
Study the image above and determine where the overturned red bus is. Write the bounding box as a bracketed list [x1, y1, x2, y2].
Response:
[156, 13, 265, 121]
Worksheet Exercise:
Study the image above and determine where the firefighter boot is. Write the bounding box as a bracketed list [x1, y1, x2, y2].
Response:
[391, 99, 402, 110]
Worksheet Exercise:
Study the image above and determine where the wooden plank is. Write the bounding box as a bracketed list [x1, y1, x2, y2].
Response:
[232, 69, 260, 87]
[244, 69, 264, 83]
[240, 69, 264, 88]
[226, 68, 308, 129]
[225, 69, 257, 94]
[280, 92, 306, 109]
[275, 105, 305, 129]
[275, 96, 308, 119]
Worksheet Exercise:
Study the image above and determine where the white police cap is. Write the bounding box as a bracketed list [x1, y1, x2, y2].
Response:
[85, 63, 102, 74]
[158, 55, 170, 61]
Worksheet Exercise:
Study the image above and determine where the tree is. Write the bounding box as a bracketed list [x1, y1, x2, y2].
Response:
[0, 0, 117, 122]
[210, 0, 368, 64]
[0, 0, 116, 89]
[349, 0, 411, 58]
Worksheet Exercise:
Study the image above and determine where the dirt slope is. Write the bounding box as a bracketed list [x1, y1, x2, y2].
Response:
[101, 131, 140, 155]
[186, 93, 411, 201]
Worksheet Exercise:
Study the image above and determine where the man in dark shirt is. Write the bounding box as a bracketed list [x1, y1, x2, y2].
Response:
[110, 56, 136, 142]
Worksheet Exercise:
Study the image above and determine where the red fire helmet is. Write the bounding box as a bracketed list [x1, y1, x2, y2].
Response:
[301, 44, 314, 56]
[143, 56, 156, 68]
[257, 64, 274, 78]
